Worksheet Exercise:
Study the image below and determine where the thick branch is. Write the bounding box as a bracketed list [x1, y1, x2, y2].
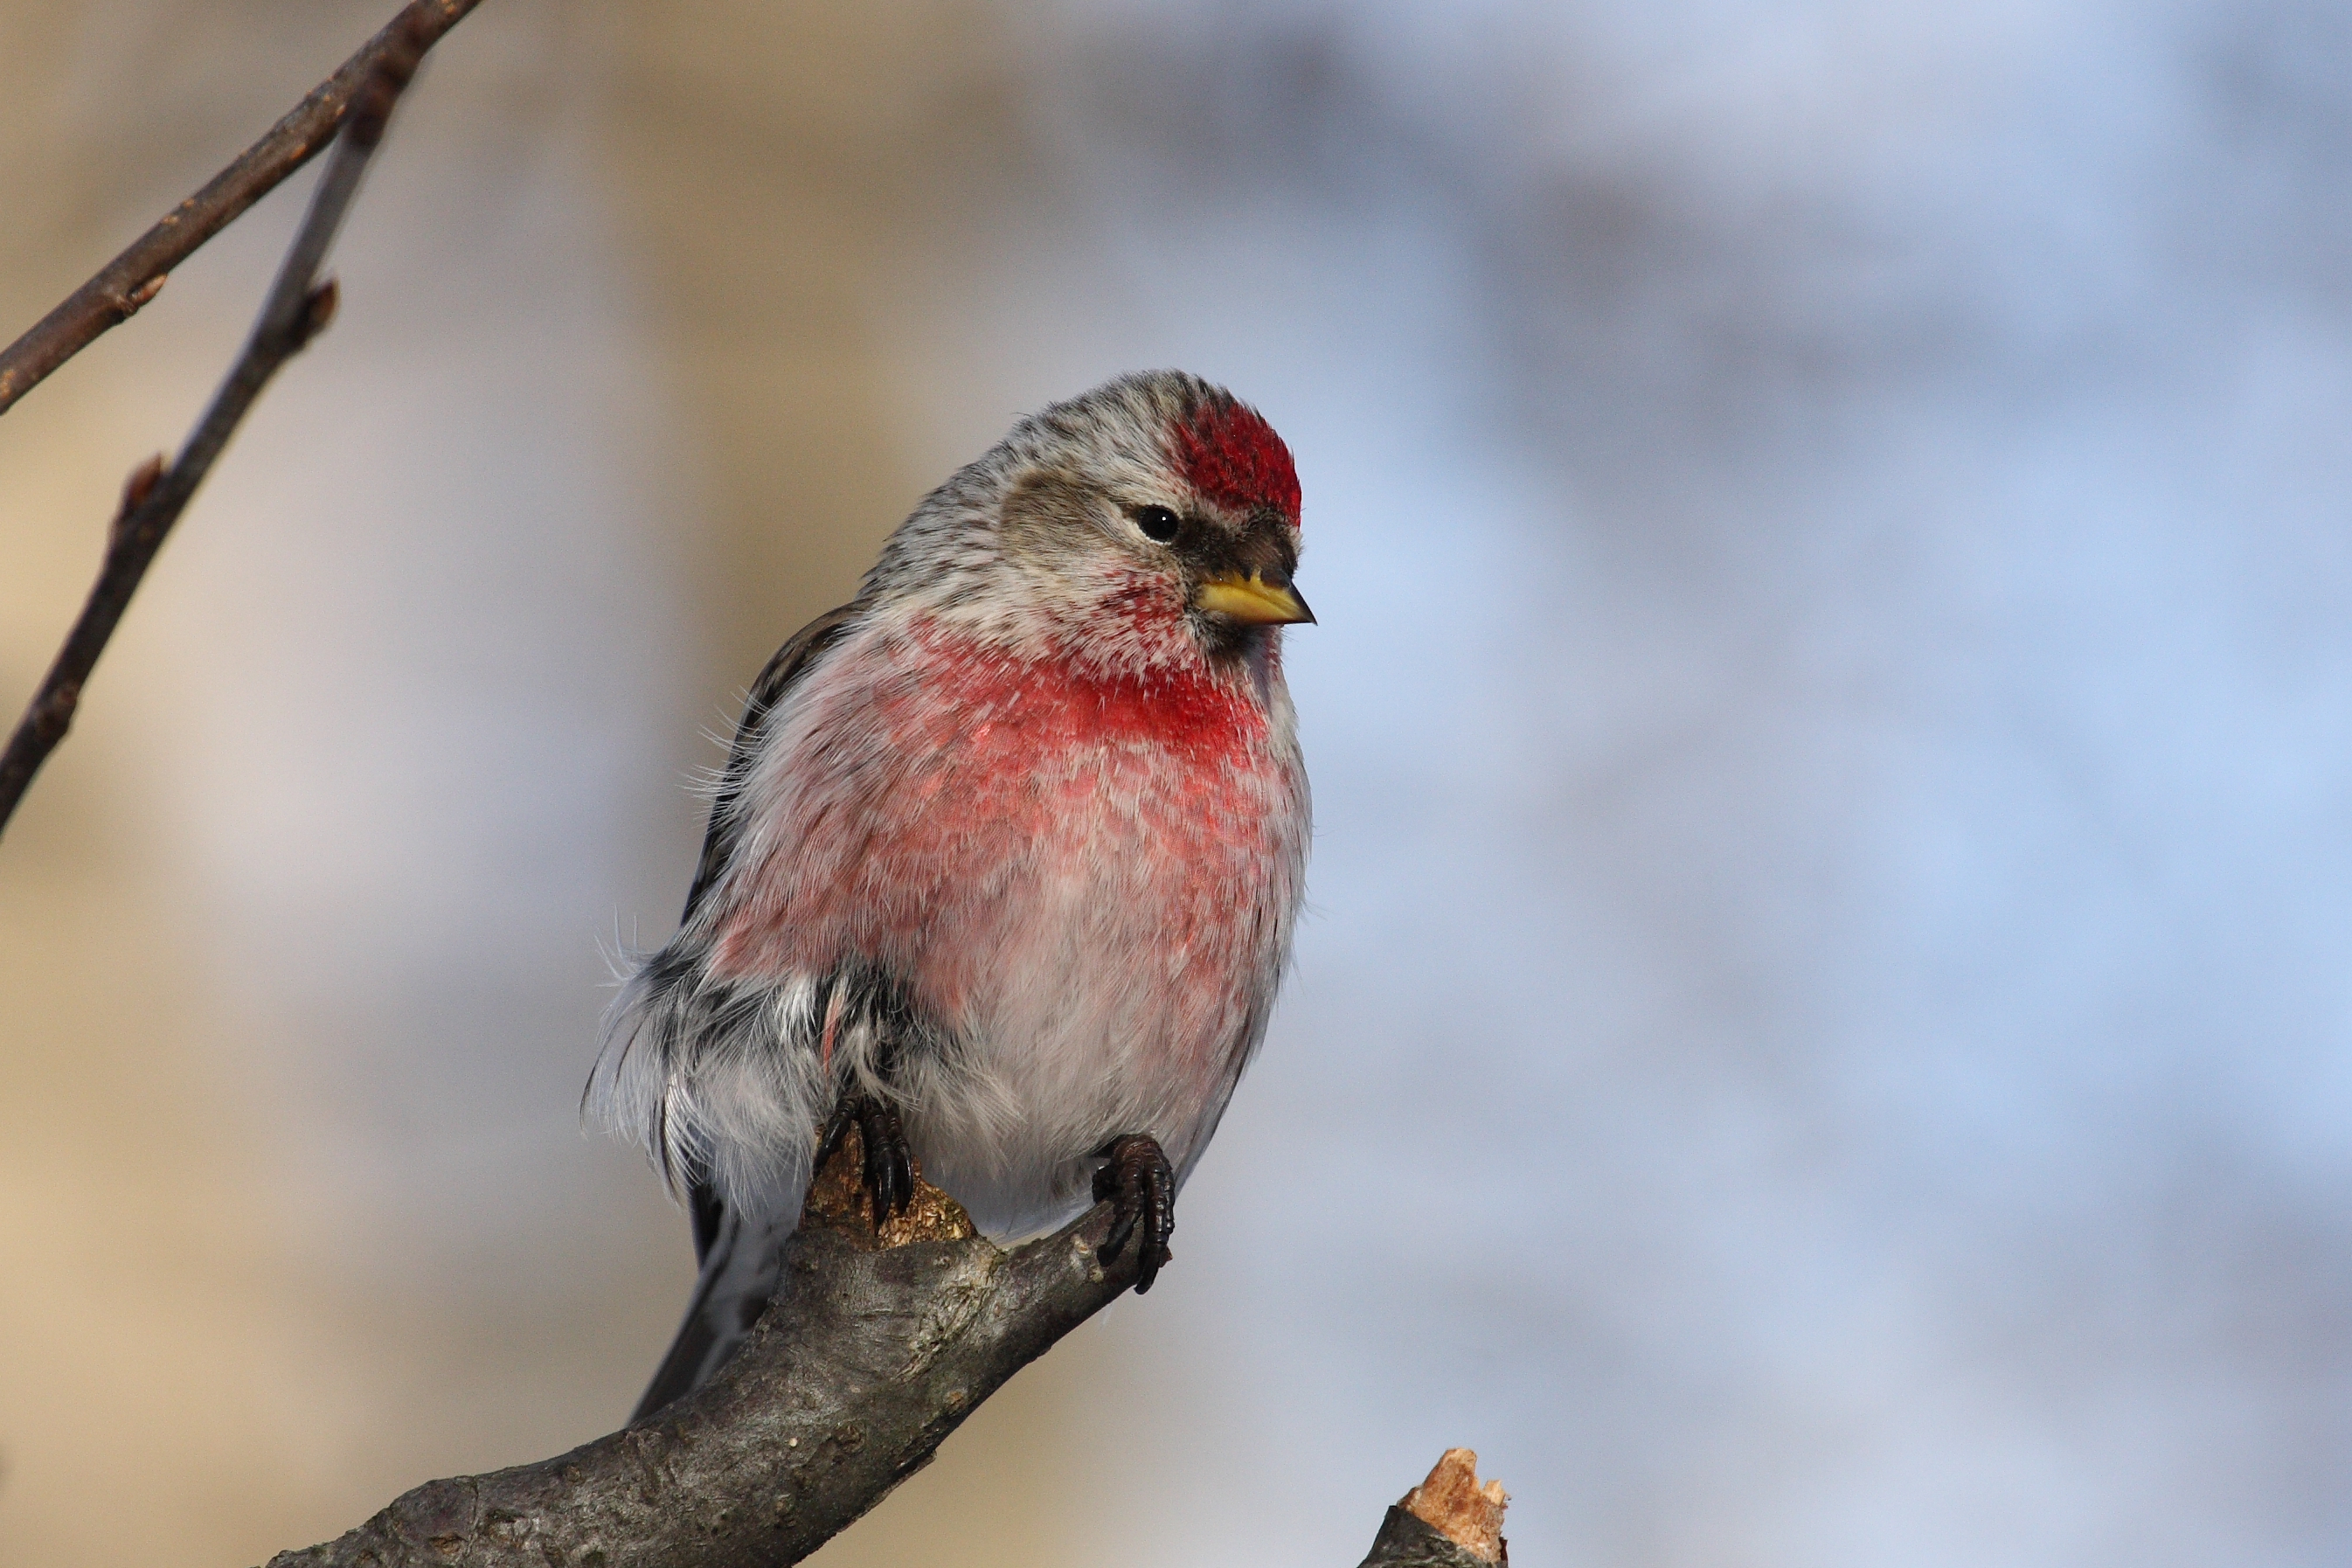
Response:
[0, 0, 482, 420]
[0, 6, 450, 839]
[260, 1132, 1505, 1565]
[266, 1194, 1146, 1566]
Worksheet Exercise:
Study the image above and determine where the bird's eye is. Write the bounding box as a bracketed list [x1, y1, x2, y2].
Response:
[1130, 504, 1183, 544]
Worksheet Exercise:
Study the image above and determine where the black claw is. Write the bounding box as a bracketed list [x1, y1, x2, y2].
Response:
[817, 1091, 913, 1228]
[1092, 1133, 1175, 1294]
[814, 1100, 854, 1173]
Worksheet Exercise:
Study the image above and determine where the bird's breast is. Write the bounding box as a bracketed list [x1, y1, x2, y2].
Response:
[708, 624, 1307, 1052]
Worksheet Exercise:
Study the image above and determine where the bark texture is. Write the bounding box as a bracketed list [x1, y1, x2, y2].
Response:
[1357, 1509, 1503, 1568]
[265, 1189, 1138, 1567]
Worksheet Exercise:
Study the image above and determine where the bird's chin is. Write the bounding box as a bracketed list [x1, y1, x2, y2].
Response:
[1191, 612, 1280, 664]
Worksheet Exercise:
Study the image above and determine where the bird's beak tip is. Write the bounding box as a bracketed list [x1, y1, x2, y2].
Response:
[1194, 571, 1315, 627]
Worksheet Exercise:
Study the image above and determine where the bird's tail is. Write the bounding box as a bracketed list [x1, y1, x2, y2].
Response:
[628, 1192, 794, 1424]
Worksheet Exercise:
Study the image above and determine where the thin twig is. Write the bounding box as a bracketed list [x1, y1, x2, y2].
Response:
[0, 10, 446, 838]
[0, 0, 482, 421]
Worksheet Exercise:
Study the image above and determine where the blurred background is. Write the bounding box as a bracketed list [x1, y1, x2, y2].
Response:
[3, 1, 2349, 1563]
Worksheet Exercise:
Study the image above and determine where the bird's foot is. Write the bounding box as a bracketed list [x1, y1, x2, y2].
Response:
[815, 1091, 914, 1227]
[1092, 1133, 1175, 1294]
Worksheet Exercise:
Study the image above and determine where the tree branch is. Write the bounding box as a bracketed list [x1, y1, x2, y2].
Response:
[0, 0, 482, 421]
[265, 1150, 1148, 1568]
[260, 1135, 1510, 1567]
[0, 4, 454, 839]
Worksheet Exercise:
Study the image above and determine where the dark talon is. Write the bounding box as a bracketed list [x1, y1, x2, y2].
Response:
[814, 1101, 853, 1172]
[866, 1094, 912, 1218]
[1092, 1133, 1175, 1294]
[815, 1091, 913, 1226]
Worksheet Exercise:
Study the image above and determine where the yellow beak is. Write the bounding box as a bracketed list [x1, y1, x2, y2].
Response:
[1193, 570, 1315, 626]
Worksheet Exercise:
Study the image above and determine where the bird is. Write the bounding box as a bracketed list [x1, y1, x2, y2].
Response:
[589, 370, 1313, 1421]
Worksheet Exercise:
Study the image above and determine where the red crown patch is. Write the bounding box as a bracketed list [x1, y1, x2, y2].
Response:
[1172, 399, 1301, 525]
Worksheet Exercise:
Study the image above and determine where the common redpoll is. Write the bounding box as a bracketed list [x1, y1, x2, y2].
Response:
[591, 371, 1312, 1419]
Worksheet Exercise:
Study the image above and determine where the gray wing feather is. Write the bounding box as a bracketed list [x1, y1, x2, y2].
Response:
[635, 601, 859, 1421]
[681, 601, 863, 925]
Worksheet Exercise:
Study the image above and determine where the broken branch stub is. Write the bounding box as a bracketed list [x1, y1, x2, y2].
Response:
[1357, 1448, 1510, 1568]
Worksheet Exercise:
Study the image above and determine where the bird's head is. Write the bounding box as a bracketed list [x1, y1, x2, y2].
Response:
[871, 371, 1310, 672]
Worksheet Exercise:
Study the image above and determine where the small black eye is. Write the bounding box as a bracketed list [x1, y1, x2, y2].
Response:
[1130, 504, 1183, 544]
